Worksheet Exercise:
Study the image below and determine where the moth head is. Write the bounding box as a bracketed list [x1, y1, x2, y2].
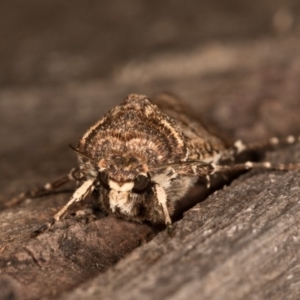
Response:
[70, 145, 152, 193]
[97, 153, 151, 193]
[98, 171, 151, 194]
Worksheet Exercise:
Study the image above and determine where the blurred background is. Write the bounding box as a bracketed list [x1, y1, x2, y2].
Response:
[1, 0, 300, 198]
[0, 0, 299, 86]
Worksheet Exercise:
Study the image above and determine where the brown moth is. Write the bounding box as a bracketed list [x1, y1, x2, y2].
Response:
[9, 93, 300, 235]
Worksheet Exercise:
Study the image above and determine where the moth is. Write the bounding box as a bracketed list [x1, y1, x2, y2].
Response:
[9, 93, 300, 235]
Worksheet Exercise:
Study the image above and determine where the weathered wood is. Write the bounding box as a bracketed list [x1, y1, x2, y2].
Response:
[0, 171, 211, 300]
[58, 146, 300, 300]
[0, 204, 155, 300]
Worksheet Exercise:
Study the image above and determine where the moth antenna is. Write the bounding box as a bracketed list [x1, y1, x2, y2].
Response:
[69, 144, 97, 163]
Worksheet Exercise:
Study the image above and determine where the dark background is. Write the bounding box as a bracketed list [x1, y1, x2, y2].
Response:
[0, 0, 299, 87]
[1, 2, 300, 300]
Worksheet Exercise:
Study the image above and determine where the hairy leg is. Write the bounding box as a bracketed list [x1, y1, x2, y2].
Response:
[5, 168, 81, 208]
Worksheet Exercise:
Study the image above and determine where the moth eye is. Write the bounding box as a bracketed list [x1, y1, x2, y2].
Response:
[133, 175, 150, 193]
[98, 171, 109, 188]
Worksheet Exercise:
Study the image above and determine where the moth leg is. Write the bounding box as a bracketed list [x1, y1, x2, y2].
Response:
[31, 178, 95, 237]
[234, 135, 300, 154]
[205, 175, 211, 188]
[171, 160, 300, 178]
[213, 161, 300, 174]
[153, 184, 172, 225]
[6, 168, 81, 208]
[173, 162, 214, 178]
[167, 223, 176, 237]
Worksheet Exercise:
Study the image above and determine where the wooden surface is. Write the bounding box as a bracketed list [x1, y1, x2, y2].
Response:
[60, 150, 300, 300]
[1, 2, 300, 300]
